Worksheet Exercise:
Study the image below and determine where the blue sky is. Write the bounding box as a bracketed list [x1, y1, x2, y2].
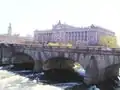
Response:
[0, 0, 120, 42]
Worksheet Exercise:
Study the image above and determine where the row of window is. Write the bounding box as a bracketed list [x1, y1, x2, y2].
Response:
[35, 31, 88, 42]
[39, 33, 52, 36]
[66, 31, 87, 37]
[36, 31, 88, 37]
[66, 31, 88, 41]
[67, 36, 87, 41]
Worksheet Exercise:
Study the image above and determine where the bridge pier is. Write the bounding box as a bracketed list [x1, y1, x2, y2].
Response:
[33, 60, 43, 72]
[84, 56, 99, 84]
[0, 44, 13, 65]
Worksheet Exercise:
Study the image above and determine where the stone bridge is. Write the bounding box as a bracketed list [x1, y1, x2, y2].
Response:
[0, 43, 120, 84]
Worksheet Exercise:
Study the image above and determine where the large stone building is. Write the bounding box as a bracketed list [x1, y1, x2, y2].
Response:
[34, 21, 115, 46]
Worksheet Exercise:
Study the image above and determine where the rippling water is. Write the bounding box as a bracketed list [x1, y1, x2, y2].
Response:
[0, 69, 64, 90]
[0, 64, 108, 90]
[0, 65, 89, 90]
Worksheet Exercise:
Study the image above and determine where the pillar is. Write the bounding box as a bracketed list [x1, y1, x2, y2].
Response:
[33, 60, 43, 72]
[84, 56, 99, 85]
[0, 45, 3, 65]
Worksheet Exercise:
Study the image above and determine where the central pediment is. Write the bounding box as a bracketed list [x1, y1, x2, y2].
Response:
[52, 20, 77, 30]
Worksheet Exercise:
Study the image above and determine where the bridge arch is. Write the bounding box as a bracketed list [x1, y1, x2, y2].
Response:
[104, 63, 120, 79]
[43, 57, 79, 70]
[43, 56, 85, 82]
[10, 52, 34, 70]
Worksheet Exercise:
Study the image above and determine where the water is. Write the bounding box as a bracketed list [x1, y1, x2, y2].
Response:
[0, 69, 63, 90]
[0, 65, 107, 90]
[0, 66, 90, 90]
[0, 65, 120, 90]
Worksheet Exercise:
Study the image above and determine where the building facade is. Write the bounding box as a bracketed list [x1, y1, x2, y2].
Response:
[34, 21, 115, 46]
[0, 34, 34, 44]
[0, 23, 34, 44]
